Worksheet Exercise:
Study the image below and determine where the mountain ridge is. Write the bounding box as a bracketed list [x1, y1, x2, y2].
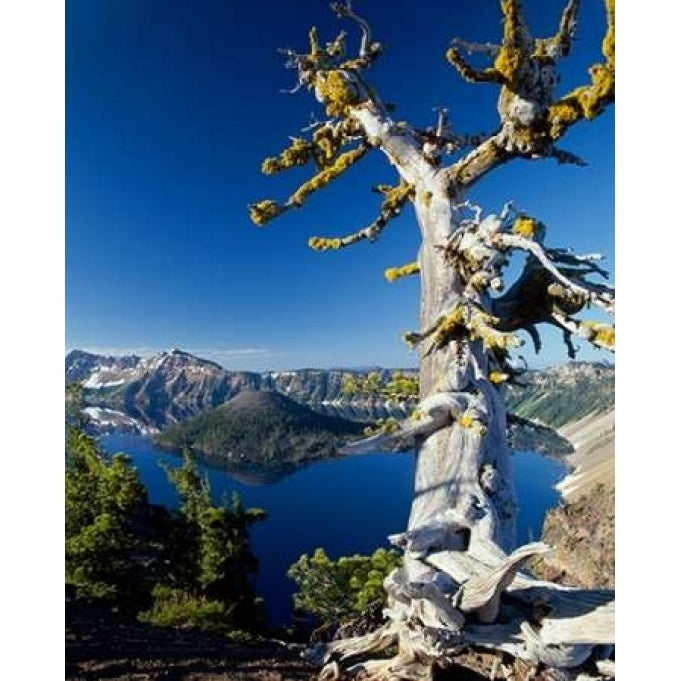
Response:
[66, 349, 614, 450]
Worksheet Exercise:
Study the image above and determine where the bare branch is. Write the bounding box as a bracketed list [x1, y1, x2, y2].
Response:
[307, 180, 414, 250]
[447, 136, 511, 188]
[331, 0, 381, 68]
[551, 147, 588, 166]
[450, 37, 501, 57]
[524, 324, 542, 354]
[561, 327, 577, 359]
[551, 312, 615, 354]
[498, 232, 614, 314]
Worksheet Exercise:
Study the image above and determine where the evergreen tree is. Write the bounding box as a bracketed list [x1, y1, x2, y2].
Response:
[65, 425, 157, 606]
[288, 547, 402, 622]
[141, 453, 267, 631]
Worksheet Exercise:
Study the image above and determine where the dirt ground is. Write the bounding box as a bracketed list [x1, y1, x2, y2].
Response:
[65, 601, 506, 681]
[66, 601, 569, 681]
[66, 602, 317, 681]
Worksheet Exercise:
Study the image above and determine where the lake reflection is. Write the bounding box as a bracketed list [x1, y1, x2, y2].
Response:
[100, 433, 565, 624]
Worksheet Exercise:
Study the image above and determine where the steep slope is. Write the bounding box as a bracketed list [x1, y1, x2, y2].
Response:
[68, 349, 262, 429]
[66, 350, 142, 384]
[506, 362, 614, 428]
[557, 409, 615, 500]
[531, 409, 615, 589]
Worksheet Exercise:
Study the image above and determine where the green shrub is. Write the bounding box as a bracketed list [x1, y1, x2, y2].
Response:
[288, 547, 402, 622]
[138, 584, 233, 631]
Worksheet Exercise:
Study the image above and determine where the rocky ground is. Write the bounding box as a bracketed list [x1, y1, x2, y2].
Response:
[530, 408, 615, 589]
[67, 601, 562, 681]
[530, 482, 615, 589]
[66, 601, 316, 681]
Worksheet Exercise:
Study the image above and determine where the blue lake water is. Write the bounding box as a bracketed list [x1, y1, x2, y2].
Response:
[100, 433, 565, 625]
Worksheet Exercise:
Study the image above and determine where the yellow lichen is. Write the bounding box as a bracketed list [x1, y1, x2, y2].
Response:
[459, 411, 487, 436]
[595, 325, 615, 348]
[469, 309, 522, 351]
[378, 181, 415, 211]
[248, 200, 285, 227]
[315, 69, 362, 118]
[308, 236, 343, 251]
[468, 272, 489, 292]
[547, 99, 582, 139]
[602, 0, 615, 67]
[512, 216, 541, 239]
[494, 47, 523, 84]
[364, 417, 402, 437]
[433, 305, 468, 347]
[582, 321, 615, 350]
[289, 145, 368, 207]
[261, 137, 314, 175]
[489, 371, 510, 384]
[545, 0, 614, 138]
[494, 0, 528, 85]
[385, 261, 420, 282]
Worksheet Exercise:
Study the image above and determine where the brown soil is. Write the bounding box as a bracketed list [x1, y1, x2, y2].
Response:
[66, 602, 548, 681]
[530, 483, 615, 589]
[66, 601, 316, 681]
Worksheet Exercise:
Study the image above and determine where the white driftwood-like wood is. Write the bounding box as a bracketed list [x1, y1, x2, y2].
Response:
[273, 3, 616, 678]
[456, 543, 550, 623]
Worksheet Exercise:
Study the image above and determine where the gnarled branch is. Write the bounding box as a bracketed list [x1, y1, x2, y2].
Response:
[308, 180, 414, 251]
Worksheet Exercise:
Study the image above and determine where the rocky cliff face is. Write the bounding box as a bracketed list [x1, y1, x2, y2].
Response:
[67, 349, 262, 429]
[531, 483, 615, 589]
[66, 349, 613, 446]
[506, 362, 614, 428]
[65, 350, 142, 384]
[66, 350, 413, 432]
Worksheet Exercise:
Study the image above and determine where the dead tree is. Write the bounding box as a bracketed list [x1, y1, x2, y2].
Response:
[249, 1, 615, 678]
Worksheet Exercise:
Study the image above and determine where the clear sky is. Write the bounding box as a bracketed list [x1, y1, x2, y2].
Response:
[66, 0, 614, 371]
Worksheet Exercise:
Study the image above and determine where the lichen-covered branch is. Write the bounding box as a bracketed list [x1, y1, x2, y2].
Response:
[385, 261, 420, 282]
[444, 0, 615, 191]
[402, 203, 614, 360]
[446, 46, 503, 84]
[249, 144, 369, 226]
[308, 180, 414, 251]
[547, 0, 614, 138]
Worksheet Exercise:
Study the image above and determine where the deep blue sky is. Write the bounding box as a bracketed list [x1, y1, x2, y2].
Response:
[66, 0, 614, 371]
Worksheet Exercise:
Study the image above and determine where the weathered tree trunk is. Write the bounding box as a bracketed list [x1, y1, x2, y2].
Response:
[409, 187, 517, 552]
[323, 165, 614, 680]
[261, 7, 617, 671]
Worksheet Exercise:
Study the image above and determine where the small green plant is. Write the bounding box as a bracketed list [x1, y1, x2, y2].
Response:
[138, 584, 234, 632]
[288, 547, 402, 623]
